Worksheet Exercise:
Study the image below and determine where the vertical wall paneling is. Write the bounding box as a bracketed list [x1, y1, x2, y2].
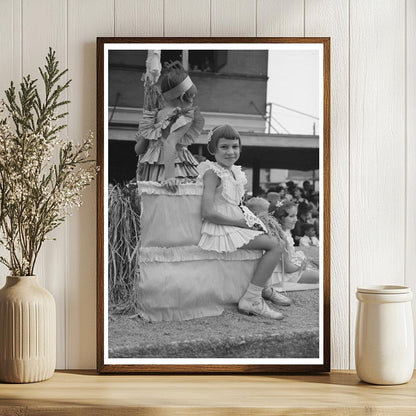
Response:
[164, 0, 210, 37]
[67, 0, 114, 369]
[0, 0, 13, 102]
[0, 0, 415, 370]
[0, 0, 22, 287]
[305, 0, 350, 370]
[0, 0, 21, 99]
[22, 0, 68, 368]
[257, 0, 304, 37]
[349, 0, 406, 368]
[211, 0, 256, 37]
[406, 0, 416, 364]
[115, 0, 163, 36]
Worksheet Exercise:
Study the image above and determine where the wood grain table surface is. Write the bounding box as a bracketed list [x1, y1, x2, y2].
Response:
[0, 370, 415, 415]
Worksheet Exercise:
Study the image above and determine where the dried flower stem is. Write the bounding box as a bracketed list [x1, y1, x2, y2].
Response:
[0, 48, 97, 276]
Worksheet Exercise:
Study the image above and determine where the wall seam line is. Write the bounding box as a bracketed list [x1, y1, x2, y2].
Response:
[348, 0, 352, 370]
[65, 0, 69, 370]
[20, 0, 23, 80]
[404, 0, 407, 286]
[210, 0, 212, 37]
[303, 0, 305, 37]
[162, 0, 165, 37]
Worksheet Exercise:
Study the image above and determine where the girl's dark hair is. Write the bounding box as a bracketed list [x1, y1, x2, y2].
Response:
[290, 186, 303, 196]
[272, 201, 297, 223]
[302, 223, 315, 234]
[207, 124, 242, 155]
[160, 64, 197, 104]
[297, 201, 312, 216]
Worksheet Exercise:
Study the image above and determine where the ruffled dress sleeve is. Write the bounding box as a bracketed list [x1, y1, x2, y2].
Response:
[231, 165, 247, 187]
[162, 106, 204, 148]
[137, 109, 166, 141]
[197, 160, 224, 181]
[137, 109, 165, 169]
[178, 106, 205, 146]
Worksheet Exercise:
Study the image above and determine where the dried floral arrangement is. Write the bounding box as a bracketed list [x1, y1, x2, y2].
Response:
[0, 48, 96, 276]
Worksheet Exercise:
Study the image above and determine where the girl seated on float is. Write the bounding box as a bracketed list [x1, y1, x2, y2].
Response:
[197, 125, 287, 320]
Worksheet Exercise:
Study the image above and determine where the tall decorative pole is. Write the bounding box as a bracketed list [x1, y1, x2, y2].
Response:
[135, 50, 163, 179]
[142, 50, 163, 111]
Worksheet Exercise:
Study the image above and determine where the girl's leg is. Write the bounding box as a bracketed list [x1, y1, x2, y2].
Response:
[238, 235, 284, 319]
[298, 269, 319, 284]
[244, 235, 292, 306]
[241, 234, 282, 287]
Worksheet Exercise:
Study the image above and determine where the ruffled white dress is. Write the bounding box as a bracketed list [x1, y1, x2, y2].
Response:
[197, 161, 265, 253]
[269, 229, 319, 286]
[136, 106, 204, 181]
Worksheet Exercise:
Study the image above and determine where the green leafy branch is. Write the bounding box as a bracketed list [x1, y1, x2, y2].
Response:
[0, 48, 96, 276]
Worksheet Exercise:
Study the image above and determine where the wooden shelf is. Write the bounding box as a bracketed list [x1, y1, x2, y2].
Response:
[0, 370, 415, 415]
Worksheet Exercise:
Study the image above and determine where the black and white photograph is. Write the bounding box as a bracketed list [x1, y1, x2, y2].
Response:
[97, 38, 330, 373]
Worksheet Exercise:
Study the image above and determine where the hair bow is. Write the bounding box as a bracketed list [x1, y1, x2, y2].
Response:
[207, 128, 215, 143]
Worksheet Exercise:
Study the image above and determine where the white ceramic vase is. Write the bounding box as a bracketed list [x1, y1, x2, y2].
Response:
[0, 276, 56, 383]
[355, 285, 414, 385]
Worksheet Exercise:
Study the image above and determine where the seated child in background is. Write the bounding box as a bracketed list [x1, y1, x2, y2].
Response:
[299, 223, 320, 248]
[273, 201, 319, 284]
[292, 202, 313, 246]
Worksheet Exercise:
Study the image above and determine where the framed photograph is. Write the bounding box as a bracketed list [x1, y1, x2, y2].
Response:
[97, 37, 330, 373]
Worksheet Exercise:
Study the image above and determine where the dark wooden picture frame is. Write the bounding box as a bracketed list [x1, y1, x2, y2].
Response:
[97, 37, 330, 373]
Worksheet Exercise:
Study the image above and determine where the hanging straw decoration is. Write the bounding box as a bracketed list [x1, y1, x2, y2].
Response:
[108, 183, 141, 314]
[108, 51, 164, 314]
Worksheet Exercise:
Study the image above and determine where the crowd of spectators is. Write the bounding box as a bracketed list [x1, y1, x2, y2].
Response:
[248, 180, 320, 246]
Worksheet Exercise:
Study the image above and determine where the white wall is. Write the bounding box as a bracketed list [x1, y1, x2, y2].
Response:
[0, 0, 414, 370]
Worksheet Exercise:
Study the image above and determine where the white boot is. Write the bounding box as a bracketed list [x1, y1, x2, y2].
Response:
[238, 296, 283, 320]
[262, 287, 292, 306]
